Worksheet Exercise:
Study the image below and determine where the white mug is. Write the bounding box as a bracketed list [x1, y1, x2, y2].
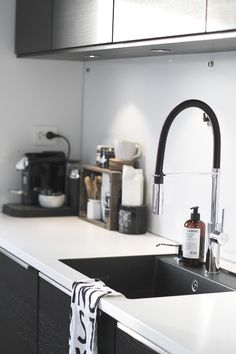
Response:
[114, 139, 141, 161]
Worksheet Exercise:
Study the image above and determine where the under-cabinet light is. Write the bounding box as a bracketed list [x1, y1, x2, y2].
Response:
[150, 48, 171, 53]
[87, 55, 100, 59]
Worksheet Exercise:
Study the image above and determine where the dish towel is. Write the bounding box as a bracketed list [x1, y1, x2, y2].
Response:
[69, 279, 120, 354]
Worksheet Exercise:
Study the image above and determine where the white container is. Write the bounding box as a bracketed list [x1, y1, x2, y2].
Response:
[87, 199, 102, 220]
[122, 166, 144, 206]
[101, 172, 110, 221]
[38, 194, 65, 208]
[114, 139, 141, 160]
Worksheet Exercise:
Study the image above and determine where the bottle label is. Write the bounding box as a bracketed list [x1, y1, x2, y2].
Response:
[183, 227, 200, 259]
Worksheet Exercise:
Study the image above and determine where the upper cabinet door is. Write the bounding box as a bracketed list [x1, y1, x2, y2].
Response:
[113, 0, 206, 42]
[15, 0, 52, 54]
[207, 0, 236, 32]
[52, 0, 113, 49]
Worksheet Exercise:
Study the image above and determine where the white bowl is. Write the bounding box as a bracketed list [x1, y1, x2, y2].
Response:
[38, 194, 65, 208]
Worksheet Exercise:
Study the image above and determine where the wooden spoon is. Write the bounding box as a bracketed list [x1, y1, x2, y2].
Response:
[84, 176, 92, 199]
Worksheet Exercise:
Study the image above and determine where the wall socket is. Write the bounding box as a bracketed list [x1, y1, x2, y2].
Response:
[33, 126, 58, 145]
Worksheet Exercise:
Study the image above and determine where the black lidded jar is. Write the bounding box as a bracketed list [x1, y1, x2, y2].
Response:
[182, 206, 205, 267]
[99, 146, 115, 169]
[118, 205, 147, 235]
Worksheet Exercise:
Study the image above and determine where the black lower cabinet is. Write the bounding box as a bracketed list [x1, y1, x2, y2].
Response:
[116, 327, 160, 354]
[0, 250, 38, 354]
[38, 277, 116, 354]
[97, 309, 117, 354]
[0, 248, 141, 354]
[38, 277, 71, 354]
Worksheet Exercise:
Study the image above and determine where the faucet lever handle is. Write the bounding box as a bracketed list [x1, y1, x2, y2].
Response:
[209, 209, 228, 245]
[218, 232, 228, 246]
[210, 231, 228, 246]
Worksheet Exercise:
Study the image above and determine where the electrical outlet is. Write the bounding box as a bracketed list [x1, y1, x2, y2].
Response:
[33, 126, 58, 145]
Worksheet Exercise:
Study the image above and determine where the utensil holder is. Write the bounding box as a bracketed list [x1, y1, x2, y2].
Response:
[79, 165, 121, 230]
[87, 199, 101, 220]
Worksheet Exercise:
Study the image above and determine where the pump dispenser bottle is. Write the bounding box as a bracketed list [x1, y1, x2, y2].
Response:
[183, 206, 205, 267]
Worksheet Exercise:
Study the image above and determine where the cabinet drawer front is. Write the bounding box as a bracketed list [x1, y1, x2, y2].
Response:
[114, 0, 206, 42]
[52, 0, 113, 49]
[116, 323, 167, 354]
[38, 277, 71, 354]
[0, 250, 38, 354]
[207, 0, 236, 32]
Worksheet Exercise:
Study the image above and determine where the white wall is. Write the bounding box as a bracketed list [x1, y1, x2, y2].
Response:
[2, 0, 236, 264]
[0, 0, 83, 205]
[82, 52, 236, 263]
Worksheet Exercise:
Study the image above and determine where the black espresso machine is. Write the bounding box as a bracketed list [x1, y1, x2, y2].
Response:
[3, 151, 80, 217]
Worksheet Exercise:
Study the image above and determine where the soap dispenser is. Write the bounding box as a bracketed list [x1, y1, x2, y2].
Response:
[182, 206, 205, 267]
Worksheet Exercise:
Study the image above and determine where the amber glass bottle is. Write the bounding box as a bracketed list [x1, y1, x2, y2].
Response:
[182, 206, 205, 267]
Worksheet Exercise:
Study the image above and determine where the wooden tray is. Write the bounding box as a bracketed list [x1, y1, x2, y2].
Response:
[79, 165, 121, 230]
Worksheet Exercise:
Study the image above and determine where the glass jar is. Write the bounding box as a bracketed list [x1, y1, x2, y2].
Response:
[97, 145, 114, 168]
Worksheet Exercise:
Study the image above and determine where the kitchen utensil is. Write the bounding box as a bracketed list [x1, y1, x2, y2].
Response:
[38, 192, 65, 208]
[114, 139, 141, 161]
[84, 176, 92, 199]
[87, 199, 101, 220]
[92, 177, 98, 199]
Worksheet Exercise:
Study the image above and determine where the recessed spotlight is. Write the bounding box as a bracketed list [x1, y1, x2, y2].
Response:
[150, 48, 171, 53]
[87, 54, 100, 59]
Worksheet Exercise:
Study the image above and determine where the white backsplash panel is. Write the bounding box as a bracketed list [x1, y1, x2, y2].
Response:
[0, 0, 83, 207]
[82, 52, 236, 263]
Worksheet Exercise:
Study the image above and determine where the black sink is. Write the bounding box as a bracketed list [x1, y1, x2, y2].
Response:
[60, 255, 236, 299]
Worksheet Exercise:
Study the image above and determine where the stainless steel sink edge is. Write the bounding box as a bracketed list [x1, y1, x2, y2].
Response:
[158, 255, 236, 292]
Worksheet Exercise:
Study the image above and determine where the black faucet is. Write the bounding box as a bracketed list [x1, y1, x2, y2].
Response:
[152, 99, 227, 273]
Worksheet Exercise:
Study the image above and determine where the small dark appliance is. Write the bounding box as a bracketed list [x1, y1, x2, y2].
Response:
[3, 151, 80, 217]
[19, 151, 66, 205]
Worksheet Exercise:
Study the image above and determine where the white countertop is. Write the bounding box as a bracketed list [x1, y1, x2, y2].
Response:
[0, 213, 235, 354]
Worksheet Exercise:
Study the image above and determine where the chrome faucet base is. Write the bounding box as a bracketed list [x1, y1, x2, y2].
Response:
[206, 240, 220, 274]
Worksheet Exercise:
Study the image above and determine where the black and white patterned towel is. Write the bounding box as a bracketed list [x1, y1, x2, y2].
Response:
[69, 279, 120, 354]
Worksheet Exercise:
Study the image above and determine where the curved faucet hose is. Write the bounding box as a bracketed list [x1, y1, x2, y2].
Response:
[154, 99, 221, 184]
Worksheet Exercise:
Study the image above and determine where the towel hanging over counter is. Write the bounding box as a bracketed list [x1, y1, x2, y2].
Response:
[69, 279, 121, 354]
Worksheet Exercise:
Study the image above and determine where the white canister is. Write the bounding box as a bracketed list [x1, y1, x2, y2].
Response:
[122, 166, 144, 206]
[87, 199, 102, 220]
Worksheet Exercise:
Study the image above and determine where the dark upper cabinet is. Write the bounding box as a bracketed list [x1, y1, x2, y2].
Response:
[15, 0, 52, 55]
[0, 249, 38, 354]
[207, 0, 236, 32]
[113, 0, 206, 42]
[15, 0, 236, 58]
[52, 0, 113, 50]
